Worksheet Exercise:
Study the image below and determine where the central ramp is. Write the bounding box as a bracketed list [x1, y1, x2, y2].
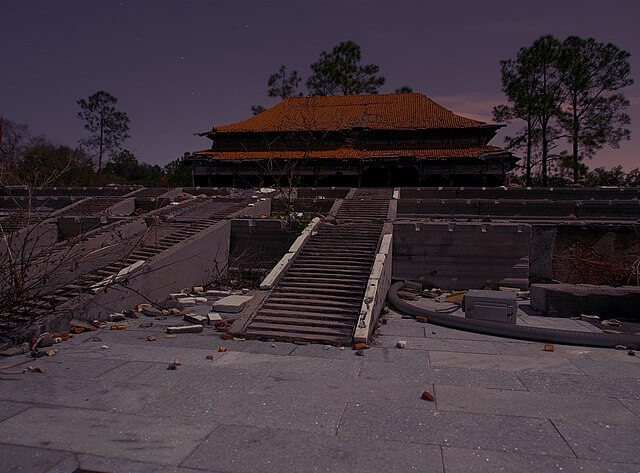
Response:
[238, 189, 392, 345]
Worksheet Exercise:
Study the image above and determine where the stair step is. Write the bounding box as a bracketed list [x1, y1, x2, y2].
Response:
[247, 322, 352, 337]
[254, 316, 354, 329]
[257, 308, 358, 322]
[262, 302, 357, 316]
[267, 297, 360, 309]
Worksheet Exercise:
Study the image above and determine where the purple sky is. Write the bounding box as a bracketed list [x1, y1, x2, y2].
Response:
[2, 0, 639, 170]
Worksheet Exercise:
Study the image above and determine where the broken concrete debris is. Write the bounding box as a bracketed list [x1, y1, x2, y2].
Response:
[141, 306, 162, 317]
[108, 313, 127, 322]
[70, 319, 96, 333]
[212, 295, 253, 313]
[601, 319, 622, 327]
[184, 314, 208, 324]
[166, 325, 203, 334]
[396, 340, 407, 349]
[177, 297, 197, 306]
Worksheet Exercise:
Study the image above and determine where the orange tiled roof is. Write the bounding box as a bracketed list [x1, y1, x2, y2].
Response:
[211, 93, 486, 133]
[193, 145, 506, 160]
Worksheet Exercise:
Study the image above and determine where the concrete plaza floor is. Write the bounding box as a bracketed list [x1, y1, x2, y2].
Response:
[1, 309, 639, 473]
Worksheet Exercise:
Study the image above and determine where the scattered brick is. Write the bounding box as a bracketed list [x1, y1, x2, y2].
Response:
[421, 391, 435, 402]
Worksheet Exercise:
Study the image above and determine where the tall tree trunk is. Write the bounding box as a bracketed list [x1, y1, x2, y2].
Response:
[98, 116, 104, 173]
[572, 95, 579, 184]
[526, 117, 532, 187]
[541, 120, 548, 187]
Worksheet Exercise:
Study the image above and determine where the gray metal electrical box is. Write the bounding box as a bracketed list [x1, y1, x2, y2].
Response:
[463, 289, 518, 324]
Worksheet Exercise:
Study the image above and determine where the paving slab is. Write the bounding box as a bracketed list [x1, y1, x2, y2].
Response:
[375, 321, 426, 337]
[337, 402, 574, 457]
[442, 446, 640, 473]
[374, 334, 500, 354]
[0, 443, 74, 473]
[0, 406, 216, 465]
[568, 357, 640, 378]
[253, 372, 433, 409]
[0, 374, 170, 415]
[553, 419, 640, 463]
[517, 371, 640, 399]
[72, 453, 160, 473]
[23, 352, 128, 379]
[2, 299, 638, 471]
[619, 398, 640, 416]
[428, 350, 584, 374]
[493, 340, 631, 359]
[181, 424, 444, 473]
[0, 400, 31, 422]
[359, 360, 527, 390]
[434, 384, 637, 424]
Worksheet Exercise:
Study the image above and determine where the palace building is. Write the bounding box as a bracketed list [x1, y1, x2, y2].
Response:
[188, 93, 518, 187]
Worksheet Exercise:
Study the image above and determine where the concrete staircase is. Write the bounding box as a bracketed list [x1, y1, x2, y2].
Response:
[239, 189, 392, 345]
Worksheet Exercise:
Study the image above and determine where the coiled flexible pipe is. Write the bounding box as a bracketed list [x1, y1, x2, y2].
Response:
[388, 282, 640, 350]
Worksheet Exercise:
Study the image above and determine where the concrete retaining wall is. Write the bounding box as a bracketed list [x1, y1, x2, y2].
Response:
[230, 219, 298, 269]
[66, 220, 231, 321]
[531, 283, 640, 319]
[393, 222, 531, 290]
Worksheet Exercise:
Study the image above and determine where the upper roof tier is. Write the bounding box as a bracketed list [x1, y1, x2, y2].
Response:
[208, 93, 492, 134]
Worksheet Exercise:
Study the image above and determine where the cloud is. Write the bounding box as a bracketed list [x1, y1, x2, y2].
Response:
[432, 94, 505, 123]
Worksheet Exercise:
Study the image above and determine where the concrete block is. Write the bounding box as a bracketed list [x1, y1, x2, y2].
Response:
[166, 325, 203, 334]
[184, 314, 208, 324]
[177, 297, 197, 306]
[213, 295, 253, 313]
[530, 283, 640, 318]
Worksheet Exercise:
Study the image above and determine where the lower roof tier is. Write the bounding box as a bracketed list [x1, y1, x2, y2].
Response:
[191, 145, 513, 161]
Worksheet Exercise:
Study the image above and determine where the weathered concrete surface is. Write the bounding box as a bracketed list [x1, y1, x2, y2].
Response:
[353, 225, 393, 343]
[0, 309, 638, 472]
[230, 219, 298, 269]
[393, 222, 531, 290]
[258, 217, 320, 290]
[529, 225, 557, 282]
[531, 283, 640, 319]
[213, 294, 254, 313]
[68, 220, 231, 321]
[400, 186, 640, 201]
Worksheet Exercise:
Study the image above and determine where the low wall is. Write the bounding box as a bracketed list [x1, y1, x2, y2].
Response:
[296, 187, 351, 199]
[353, 224, 393, 343]
[397, 198, 640, 220]
[400, 187, 640, 201]
[393, 221, 531, 290]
